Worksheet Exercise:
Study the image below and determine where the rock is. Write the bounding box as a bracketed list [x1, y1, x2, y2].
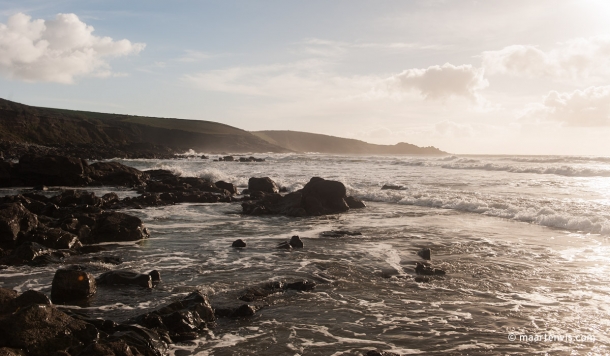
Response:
[87, 161, 150, 186]
[17, 154, 90, 186]
[366, 350, 401, 356]
[232, 239, 246, 248]
[285, 279, 316, 291]
[276, 241, 292, 250]
[22, 227, 81, 250]
[131, 290, 215, 343]
[381, 268, 400, 278]
[301, 177, 349, 215]
[85, 212, 150, 244]
[231, 304, 256, 317]
[289, 235, 303, 248]
[415, 262, 445, 276]
[215, 181, 237, 195]
[96, 270, 158, 289]
[78, 339, 136, 356]
[0, 203, 38, 247]
[0, 304, 99, 356]
[0, 287, 18, 313]
[381, 185, 406, 191]
[109, 324, 168, 356]
[13, 290, 52, 310]
[51, 265, 96, 303]
[12, 242, 51, 262]
[248, 177, 279, 194]
[414, 276, 430, 283]
[33, 185, 48, 191]
[417, 248, 431, 260]
[222, 155, 235, 162]
[320, 230, 362, 238]
[345, 196, 366, 209]
[0, 347, 27, 355]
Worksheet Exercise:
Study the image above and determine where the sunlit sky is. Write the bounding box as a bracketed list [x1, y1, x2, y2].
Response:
[1, 0, 610, 155]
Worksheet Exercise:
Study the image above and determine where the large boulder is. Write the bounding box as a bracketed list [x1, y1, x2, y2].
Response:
[51, 265, 97, 303]
[87, 161, 150, 187]
[17, 154, 90, 186]
[248, 177, 279, 194]
[0, 203, 38, 247]
[22, 227, 81, 250]
[0, 304, 99, 356]
[84, 212, 150, 244]
[301, 177, 349, 215]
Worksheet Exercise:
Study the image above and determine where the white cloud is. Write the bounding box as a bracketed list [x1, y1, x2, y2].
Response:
[0, 13, 145, 84]
[522, 86, 610, 126]
[386, 63, 488, 101]
[482, 36, 610, 80]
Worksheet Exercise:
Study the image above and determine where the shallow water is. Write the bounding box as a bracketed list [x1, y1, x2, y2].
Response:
[2, 153, 610, 355]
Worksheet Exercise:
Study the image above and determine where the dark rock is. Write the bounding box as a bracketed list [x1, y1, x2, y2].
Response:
[130, 291, 215, 343]
[417, 248, 431, 260]
[149, 270, 161, 284]
[345, 196, 366, 209]
[78, 339, 136, 356]
[33, 185, 48, 191]
[248, 177, 279, 194]
[0, 203, 38, 247]
[222, 155, 234, 162]
[381, 268, 400, 278]
[301, 177, 349, 215]
[414, 276, 430, 283]
[96, 270, 155, 289]
[366, 350, 401, 356]
[0, 287, 18, 313]
[51, 265, 96, 303]
[22, 227, 81, 250]
[320, 230, 362, 238]
[232, 239, 246, 248]
[0, 304, 99, 356]
[85, 212, 150, 244]
[276, 241, 292, 250]
[17, 154, 90, 186]
[285, 279, 316, 291]
[13, 290, 52, 310]
[381, 185, 406, 191]
[415, 262, 445, 276]
[215, 181, 237, 195]
[231, 304, 256, 317]
[289, 235, 303, 248]
[12, 242, 51, 262]
[110, 324, 167, 356]
[86, 161, 149, 186]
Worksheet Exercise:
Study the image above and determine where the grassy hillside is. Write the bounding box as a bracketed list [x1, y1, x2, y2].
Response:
[0, 99, 289, 153]
[252, 130, 447, 155]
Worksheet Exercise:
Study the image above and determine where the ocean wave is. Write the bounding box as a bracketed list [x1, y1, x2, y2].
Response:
[439, 163, 610, 177]
[353, 188, 610, 235]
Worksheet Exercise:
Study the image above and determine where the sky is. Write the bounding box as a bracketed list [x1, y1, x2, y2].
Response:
[1, 0, 610, 155]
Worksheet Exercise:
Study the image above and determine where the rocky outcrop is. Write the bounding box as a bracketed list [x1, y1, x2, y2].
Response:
[242, 177, 366, 217]
[248, 177, 279, 194]
[0, 203, 38, 247]
[86, 161, 150, 187]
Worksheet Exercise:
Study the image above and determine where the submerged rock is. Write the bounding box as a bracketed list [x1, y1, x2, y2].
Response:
[320, 230, 362, 238]
[232, 239, 246, 248]
[276, 241, 292, 250]
[51, 265, 96, 303]
[381, 185, 406, 191]
[417, 248, 431, 260]
[96, 270, 160, 289]
[289, 235, 303, 248]
[366, 350, 401, 356]
[415, 262, 445, 276]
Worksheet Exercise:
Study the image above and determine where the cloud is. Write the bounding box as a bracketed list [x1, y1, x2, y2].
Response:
[435, 120, 475, 138]
[522, 86, 610, 126]
[178, 50, 212, 62]
[386, 63, 488, 101]
[482, 36, 610, 80]
[0, 13, 145, 84]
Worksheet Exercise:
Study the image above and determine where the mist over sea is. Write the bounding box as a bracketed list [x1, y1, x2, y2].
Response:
[3, 153, 610, 355]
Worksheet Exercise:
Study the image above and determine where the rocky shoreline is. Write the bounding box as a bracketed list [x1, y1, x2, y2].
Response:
[0, 153, 407, 355]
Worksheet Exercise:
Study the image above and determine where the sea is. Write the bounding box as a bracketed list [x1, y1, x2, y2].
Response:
[2, 153, 610, 355]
